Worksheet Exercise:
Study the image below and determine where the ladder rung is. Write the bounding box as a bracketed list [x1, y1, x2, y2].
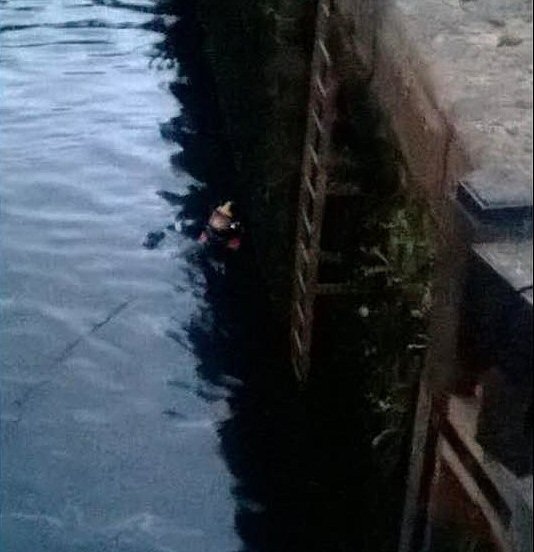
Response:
[304, 175, 316, 200]
[308, 144, 319, 166]
[315, 75, 327, 98]
[297, 270, 307, 294]
[295, 300, 305, 324]
[312, 109, 324, 134]
[299, 241, 310, 264]
[318, 39, 331, 66]
[301, 207, 313, 236]
[292, 357, 304, 381]
[293, 329, 303, 353]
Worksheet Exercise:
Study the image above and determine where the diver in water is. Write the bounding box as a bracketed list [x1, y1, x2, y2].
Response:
[199, 201, 242, 251]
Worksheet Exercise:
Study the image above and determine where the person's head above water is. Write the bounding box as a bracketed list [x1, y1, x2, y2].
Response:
[208, 201, 236, 231]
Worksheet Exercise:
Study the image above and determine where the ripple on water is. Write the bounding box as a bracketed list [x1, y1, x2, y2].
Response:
[1, 0, 242, 550]
[63, 356, 128, 393]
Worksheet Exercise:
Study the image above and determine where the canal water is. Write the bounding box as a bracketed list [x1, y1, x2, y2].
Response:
[0, 1, 387, 551]
[0, 1, 307, 550]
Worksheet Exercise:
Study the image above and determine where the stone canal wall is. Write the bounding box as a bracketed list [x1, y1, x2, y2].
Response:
[196, 0, 532, 550]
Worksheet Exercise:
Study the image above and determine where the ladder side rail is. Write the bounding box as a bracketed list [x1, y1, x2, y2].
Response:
[290, 0, 336, 379]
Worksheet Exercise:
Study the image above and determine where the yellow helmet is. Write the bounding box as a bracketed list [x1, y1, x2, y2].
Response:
[217, 201, 234, 218]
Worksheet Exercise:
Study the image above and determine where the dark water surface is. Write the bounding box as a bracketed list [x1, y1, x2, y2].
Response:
[0, 1, 301, 550]
[1, 1, 379, 551]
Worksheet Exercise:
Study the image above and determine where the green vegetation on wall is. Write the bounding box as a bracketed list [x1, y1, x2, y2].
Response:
[306, 79, 435, 550]
[196, 2, 435, 549]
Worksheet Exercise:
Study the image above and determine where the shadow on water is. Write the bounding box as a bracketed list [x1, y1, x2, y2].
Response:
[148, 3, 313, 551]
[148, 3, 390, 551]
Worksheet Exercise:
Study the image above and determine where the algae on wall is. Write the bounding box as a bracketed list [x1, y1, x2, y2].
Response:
[197, 0, 316, 320]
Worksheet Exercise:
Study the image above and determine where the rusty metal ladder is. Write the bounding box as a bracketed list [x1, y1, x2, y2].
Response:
[290, 0, 338, 381]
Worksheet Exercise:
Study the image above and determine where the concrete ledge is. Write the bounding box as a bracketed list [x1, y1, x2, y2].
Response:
[337, 0, 532, 244]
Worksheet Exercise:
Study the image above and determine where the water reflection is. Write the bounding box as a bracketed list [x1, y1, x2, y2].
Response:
[1, 0, 239, 549]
